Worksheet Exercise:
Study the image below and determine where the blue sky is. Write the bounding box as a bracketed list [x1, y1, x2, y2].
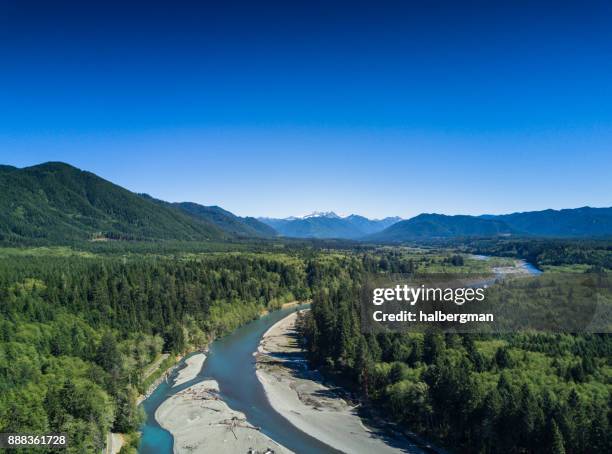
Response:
[1, 1, 611, 218]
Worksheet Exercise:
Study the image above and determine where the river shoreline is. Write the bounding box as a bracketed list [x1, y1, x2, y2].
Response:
[172, 353, 206, 388]
[493, 258, 542, 276]
[156, 379, 292, 453]
[141, 302, 336, 454]
[139, 302, 302, 408]
[256, 311, 426, 454]
[136, 360, 179, 406]
[155, 351, 294, 453]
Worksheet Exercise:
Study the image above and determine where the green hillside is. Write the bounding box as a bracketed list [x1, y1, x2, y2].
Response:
[369, 207, 612, 242]
[494, 207, 612, 237]
[368, 213, 514, 242]
[174, 202, 276, 238]
[0, 162, 226, 243]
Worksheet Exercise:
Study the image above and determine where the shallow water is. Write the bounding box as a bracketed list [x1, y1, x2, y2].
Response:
[139, 304, 338, 453]
[521, 260, 543, 275]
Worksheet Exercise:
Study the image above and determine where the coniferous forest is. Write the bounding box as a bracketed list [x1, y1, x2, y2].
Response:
[0, 229, 612, 453]
[0, 250, 310, 452]
[300, 246, 612, 454]
[0, 241, 610, 453]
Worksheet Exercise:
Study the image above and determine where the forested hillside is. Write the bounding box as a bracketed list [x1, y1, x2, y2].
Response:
[0, 250, 312, 453]
[0, 163, 228, 244]
[369, 207, 612, 242]
[368, 213, 515, 241]
[173, 202, 276, 238]
[492, 207, 612, 238]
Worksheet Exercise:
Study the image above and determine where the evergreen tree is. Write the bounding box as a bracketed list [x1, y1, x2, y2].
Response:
[550, 419, 566, 454]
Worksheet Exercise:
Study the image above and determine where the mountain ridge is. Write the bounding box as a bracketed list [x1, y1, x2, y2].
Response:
[258, 213, 401, 239]
[368, 207, 612, 242]
[0, 162, 238, 243]
[2, 161, 610, 244]
[172, 202, 276, 238]
[367, 213, 515, 241]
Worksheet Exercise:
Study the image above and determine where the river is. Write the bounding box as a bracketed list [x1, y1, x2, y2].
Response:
[139, 258, 542, 453]
[139, 304, 340, 453]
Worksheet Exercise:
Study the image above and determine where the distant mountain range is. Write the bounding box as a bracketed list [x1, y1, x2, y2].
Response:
[1, 162, 610, 244]
[487, 208, 612, 237]
[367, 213, 514, 241]
[258, 212, 401, 239]
[368, 208, 612, 242]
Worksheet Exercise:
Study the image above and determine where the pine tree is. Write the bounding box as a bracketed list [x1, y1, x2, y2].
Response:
[96, 332, 120, 374]
[423, 332, 444, 364]
[550, 420, 566, 454]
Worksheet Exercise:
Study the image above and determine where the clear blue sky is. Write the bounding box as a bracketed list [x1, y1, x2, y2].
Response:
[1, 1, 611, 218]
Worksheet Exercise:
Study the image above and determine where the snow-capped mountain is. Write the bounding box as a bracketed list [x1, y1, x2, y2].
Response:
[301, 211, 341, 219]
[258, 212, 402, 239]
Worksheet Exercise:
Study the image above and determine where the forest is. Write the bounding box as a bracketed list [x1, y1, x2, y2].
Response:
[0, 250, 311, 452]
[466, 238, 612, 271]
[300, 243, 612, 454]
[0, 240, 610, 453]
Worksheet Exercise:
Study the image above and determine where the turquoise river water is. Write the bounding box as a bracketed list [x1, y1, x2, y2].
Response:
[139, 304, 339, 453]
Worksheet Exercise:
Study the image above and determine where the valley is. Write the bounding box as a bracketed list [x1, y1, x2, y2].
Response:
[0, 162, 610, 454]
[3, 2, 611, 452]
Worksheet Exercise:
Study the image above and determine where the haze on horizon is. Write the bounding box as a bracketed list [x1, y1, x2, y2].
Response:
[1, 1, 611, 219]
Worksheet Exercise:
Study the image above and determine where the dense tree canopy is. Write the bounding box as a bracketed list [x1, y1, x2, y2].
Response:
[1, 240, 610, 453]
[300, 246, 612, 454]
[0, 251, 310, 452]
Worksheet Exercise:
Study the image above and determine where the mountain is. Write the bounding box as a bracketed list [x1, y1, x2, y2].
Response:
[258, 212, 402, 239]
[4, 162, 609, 244]
[490, 207, 612, 237]
[0, 162, 228, 243]
[344, 214, 402, 235]
[369, 207, 612, 242]
[173, 202, 276, 238]
[302, 211, 341, 219]
[368, 213, 515, 242]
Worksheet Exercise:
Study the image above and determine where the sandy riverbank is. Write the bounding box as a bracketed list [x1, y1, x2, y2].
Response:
[156, 380, 292, 454]
[256, 312, 426, 454]
[260, 300, 305, 317]
[173, 353, 206, 387]
[280, 301, 302, 309]
[105, 432, 124, 454]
